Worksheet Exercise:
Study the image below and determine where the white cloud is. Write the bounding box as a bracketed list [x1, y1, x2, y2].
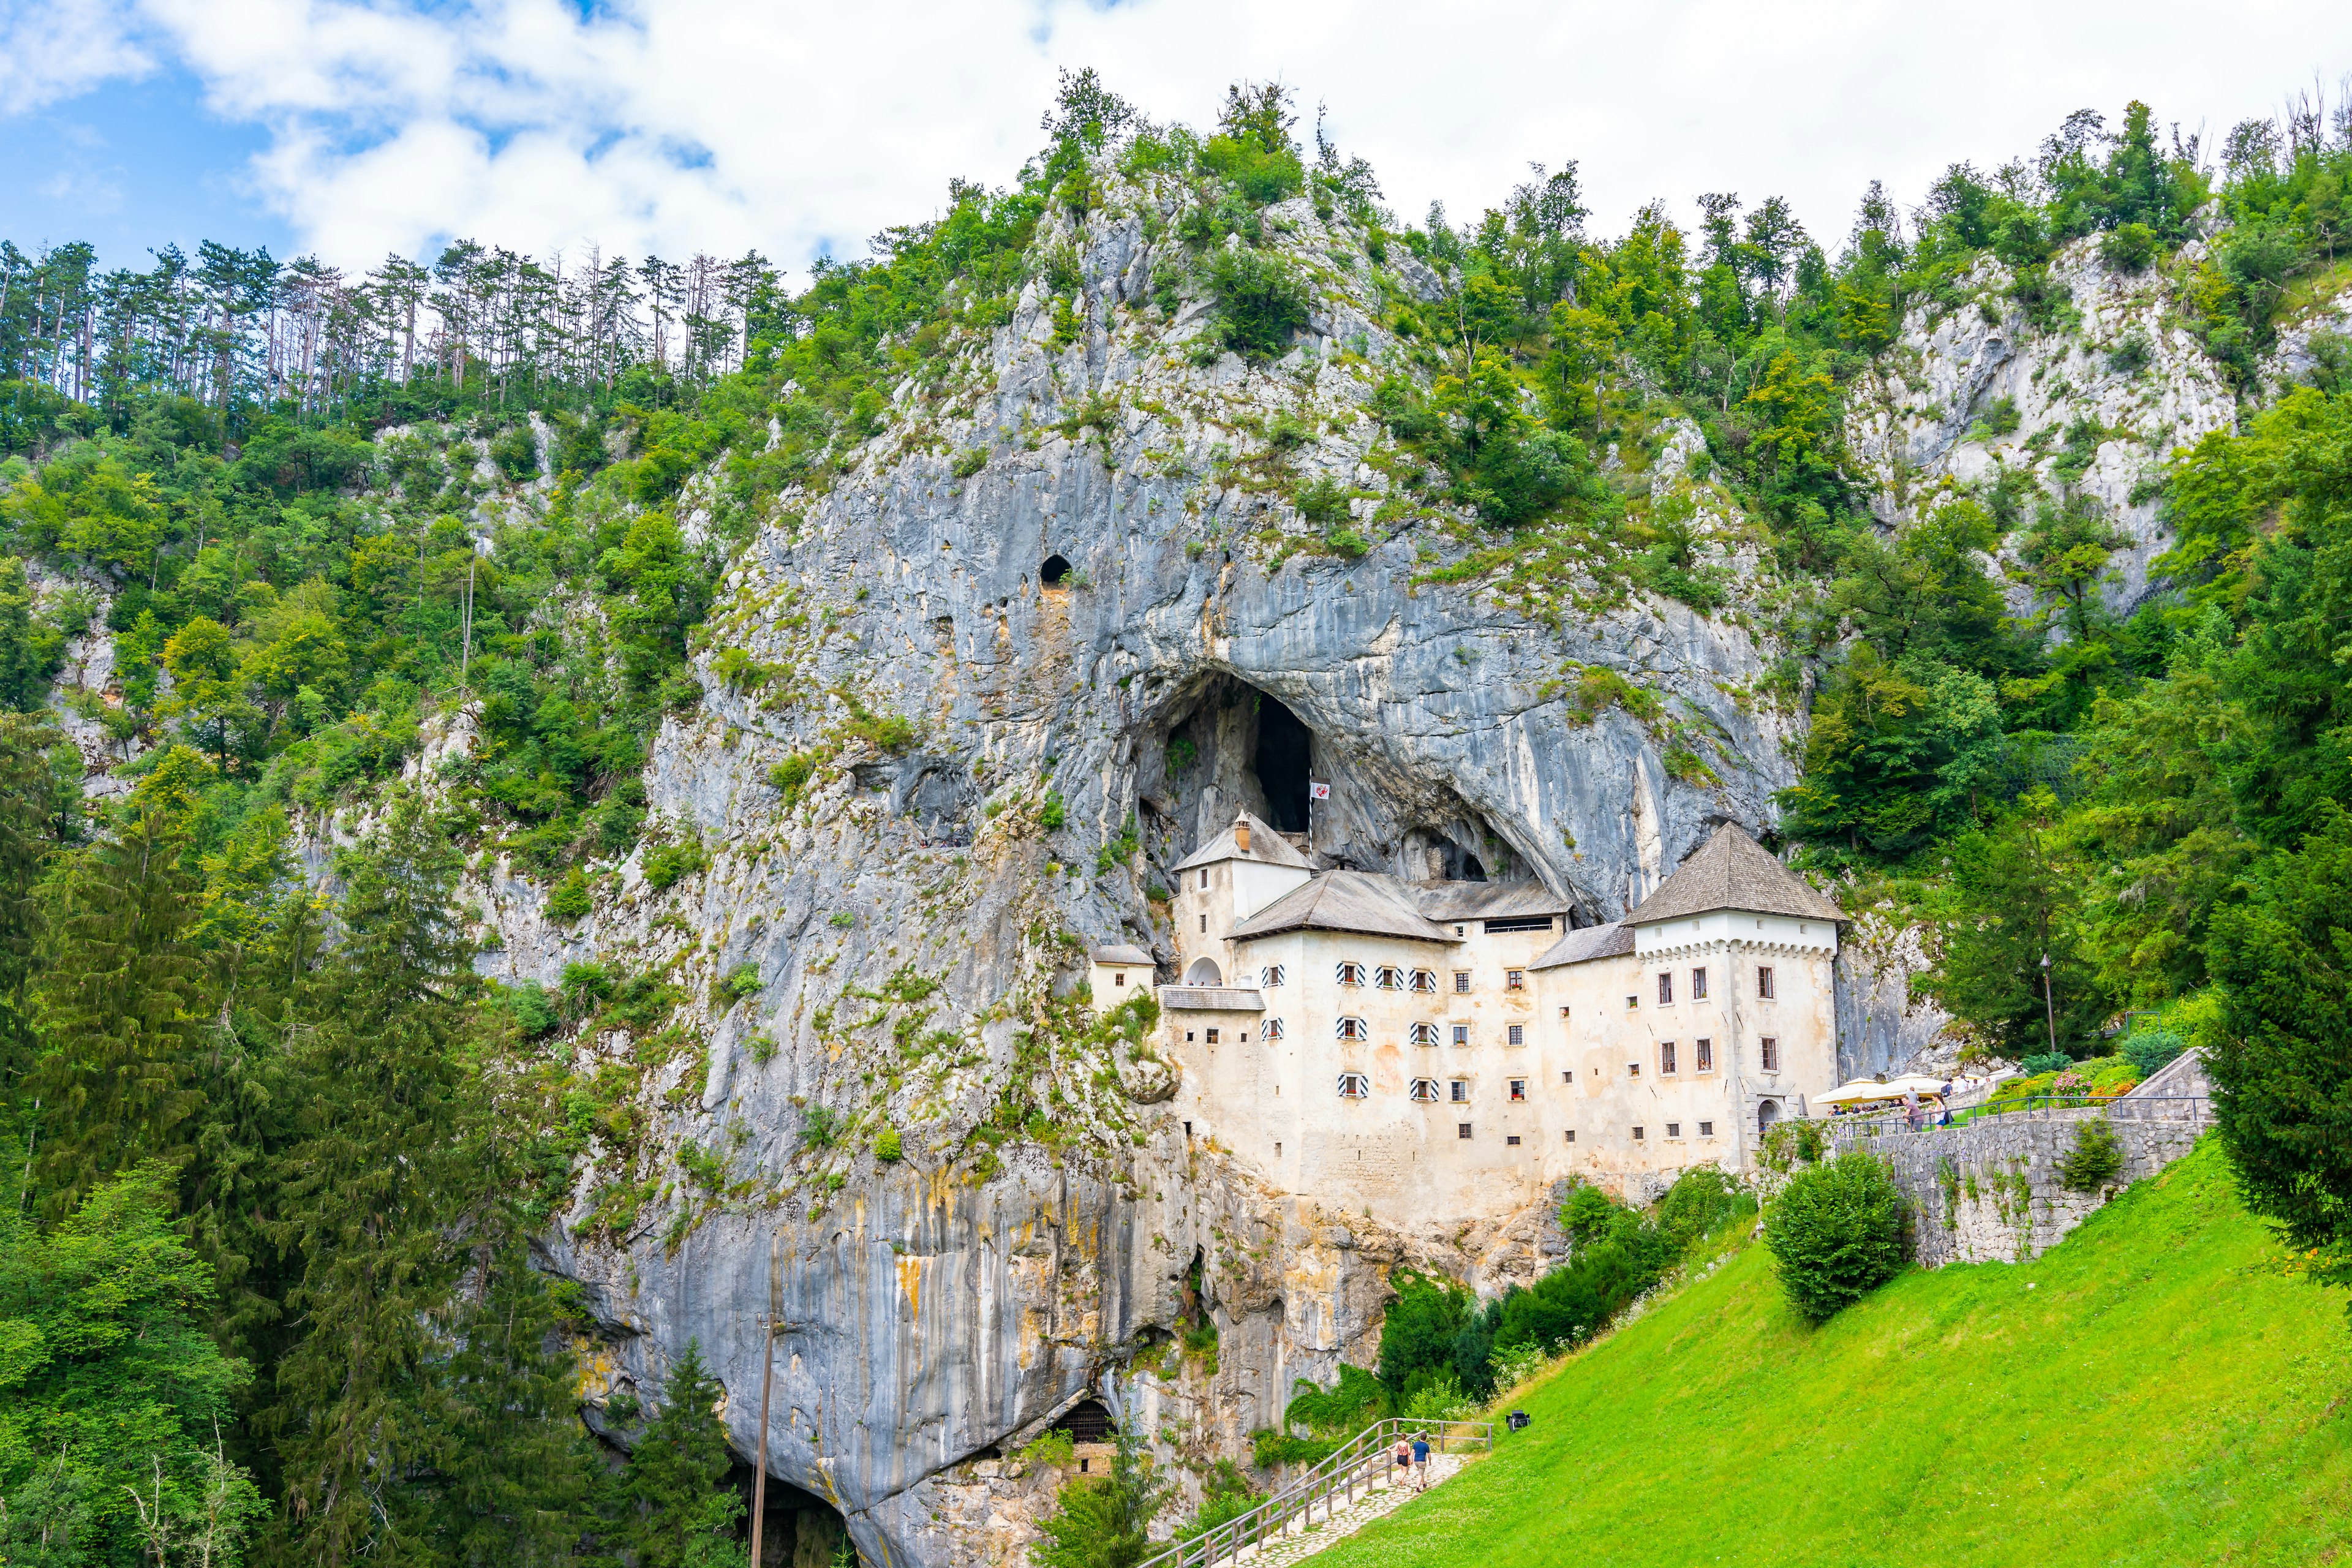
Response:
[17, 0, 2352, 273]
[0, 0, 153, 115]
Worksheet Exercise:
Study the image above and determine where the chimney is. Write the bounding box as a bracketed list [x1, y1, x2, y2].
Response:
[1233, 815, 1251, 854]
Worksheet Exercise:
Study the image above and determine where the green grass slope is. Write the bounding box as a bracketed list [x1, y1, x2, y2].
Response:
[1316, 1142, 2352, 1567]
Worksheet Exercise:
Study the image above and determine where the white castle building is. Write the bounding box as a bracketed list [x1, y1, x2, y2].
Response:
[1091, 815, 1845, 1222]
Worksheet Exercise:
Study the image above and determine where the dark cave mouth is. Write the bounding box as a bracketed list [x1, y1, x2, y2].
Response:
[1252, 698, 1312, 832]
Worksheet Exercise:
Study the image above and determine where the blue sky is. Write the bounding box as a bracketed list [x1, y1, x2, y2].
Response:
[4, 0, 2351, 283]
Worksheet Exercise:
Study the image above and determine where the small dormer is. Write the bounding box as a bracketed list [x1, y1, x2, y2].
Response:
[1088, 944, 1156, 1009]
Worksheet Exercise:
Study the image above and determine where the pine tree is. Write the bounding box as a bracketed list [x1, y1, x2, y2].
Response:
[0, 713, 66, 1105]
[623, 1340, 748, 1568]
[29, 807, 209, 1212]
[262, 793, 482, 1565]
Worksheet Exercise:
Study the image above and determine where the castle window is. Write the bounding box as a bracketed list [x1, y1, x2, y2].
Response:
[1627, 1061, 1641, 1077]
[1205, 1028, 1219, 1044]
[1691, 967, 1708, 1001]
[1374, 965, 1404, 990]
[1336, 1072, 1369, 1099]
[1451, 1023, 1470, 1047]
[1114, 972, 1126, 986]
[1632, 1125, 1645, 1140]
[1409, 1022, 1440, 1047]
[1760, 1036, 1780, 1072]
[1483, 915, 1555, 934]
[1758, 965, 1776, 1000]
[1185, 1031, 1194, 1042]
[1695, 1037, 1713, 1071]
[1625, 994, 1638, 1010]
[1667, 1121, 1681, 1138]
[1409, 969, 1439, 993]
[1200, 915, 1207, 933]
[1657, 972, 1674, 1005]
[1200, 870, 1210, 890]
[1240, 1031, 1250, 1042]
[1508, 1078, 1526, 1101]
[1410, 1078, 1441, 1102]
[1261, 965, 1287, 987]
[1660, 1041, 1677, 1075]
[1457, 1123, 1472, 1139]
[1564, 1129, 1577, 1144]
[1562, 1071, 1573, 1084]
[1263, 1018, 1286, 1041]
[1506, 968, 1525, 991]
[1506, 1134, 1521, 1145]
[1453, 971, 1471, 993]
[1336, 1016, 1369, 1041]
[1507, 1023, 1524, 1046]
[1450, 1080, 1469, 1103]
[1698, 1121, 1714, 1136]
[1336, 962, 1366, 987]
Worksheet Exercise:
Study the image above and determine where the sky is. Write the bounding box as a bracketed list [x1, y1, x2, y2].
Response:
[3, 0, 2351, 284]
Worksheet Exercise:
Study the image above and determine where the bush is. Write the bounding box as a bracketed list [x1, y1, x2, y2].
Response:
[642, 837, 708, 890]
[715, 963, 760, 1005]
[2099, 222, 2158, 273]
[1764, 1152, 1907, 1323]
[1200, 134, 1304, 205]
[952, 447, 989, 480]
[801, 1106, 839, 1148]
[1039, 790, 1066, 831]
[1204, 247, 1308, 363]
[1293, 477, 1350, 525]
[545, 867, 592, 924]
[503, 980, 559, 1037]
[1656, 1164, 1747, 1246]
[768, 750, 820, 804]
[2021, 1050, 2073, 1076]
[489, 422, 539, 482]
[2058, 1120, 2125, 1193]
[875, 1126, 902, 1162]
[2123, 1028, 2186, 1078]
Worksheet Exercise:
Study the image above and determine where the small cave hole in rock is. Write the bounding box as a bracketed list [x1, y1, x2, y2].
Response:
[724, 1467, 850, 1568]
[1039, 553, 1072, 587]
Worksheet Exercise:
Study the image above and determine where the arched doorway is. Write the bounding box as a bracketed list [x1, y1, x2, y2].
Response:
[1757, 1098, 1782, 1137]
[1185, 957, 1223, 985]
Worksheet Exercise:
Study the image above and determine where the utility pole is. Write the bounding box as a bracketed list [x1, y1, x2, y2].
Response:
[2041, 952, 2059, 1059]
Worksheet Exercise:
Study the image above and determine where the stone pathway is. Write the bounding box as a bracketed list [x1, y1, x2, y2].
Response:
[1225, 1455, 1466, 1568]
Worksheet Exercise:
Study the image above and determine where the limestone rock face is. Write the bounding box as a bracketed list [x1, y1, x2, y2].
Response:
[472, 184, 1793, 1568]
[1844, 236, 2239, 617]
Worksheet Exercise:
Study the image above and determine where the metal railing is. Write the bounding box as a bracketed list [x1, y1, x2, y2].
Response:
[1132, 1418, 1491, 1568]
[1824, 1095, 2211, 1141]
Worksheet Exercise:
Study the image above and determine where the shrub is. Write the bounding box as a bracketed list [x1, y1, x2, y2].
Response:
[767, 750, 821, 803]
[1281, 1365, 1390, 1439]
[747, 1031, 779, 1065]
[1203, 247, 1308, 363]
[875, 1126, 902, 1162]
[1175, 1460, 1258, 1546]
[1319, 528, 1369, 559]
[801, 1106, 839, 1148]
[2123, 1028, 2186, 1078]
[546, 867, 592, 924]
[489, 422, 539, 482]
[715, 962, 761, 1005]
[1656, 1164, 1747, 1246]
[504, 980, 559, 1037]
[952, 447, 989, 480]
[2058, 1120, 2125, 1193]
[1764, 1151, 1907, 1323]
[1758, 1118, 1826, 1172]
[2021, 1050, 2073, 1076]
[2105, 334, 2152, 377]
[2099, 222, 2158, 273]
[642, 837, 708, 890]
[1199, 134, 1304, 205]
[1039, 790, 1067, 831]
[1293, 477, 1349, 525]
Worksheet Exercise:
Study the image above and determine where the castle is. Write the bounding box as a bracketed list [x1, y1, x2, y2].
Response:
[1090, 815, 1844, 1221]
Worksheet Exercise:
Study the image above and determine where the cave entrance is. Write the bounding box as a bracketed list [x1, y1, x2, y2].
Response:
[1253, 699, 1312, 832]
[729, 1468, 851, 1568]
[1040, 553, 1072, 587]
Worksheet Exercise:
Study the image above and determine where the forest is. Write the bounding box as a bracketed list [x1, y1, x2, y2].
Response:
[4, 67, 2352, 1564]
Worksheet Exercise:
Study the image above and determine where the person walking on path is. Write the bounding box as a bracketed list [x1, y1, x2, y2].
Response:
[1411, 1432, 1431, 1491]
[1392, 1436, 1411, 1488]
[1903, 1089, 1921, 1132]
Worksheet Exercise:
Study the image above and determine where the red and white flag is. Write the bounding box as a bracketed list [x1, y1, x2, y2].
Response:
[1308, 782, 1331, 801]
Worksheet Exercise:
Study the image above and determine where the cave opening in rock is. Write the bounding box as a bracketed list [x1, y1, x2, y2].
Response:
[1039, 553, 1071, 587]
[1051, 1398, 1116, 1444]
[1253, 697, 1313, 832]
[727, 1467, 849, 1568]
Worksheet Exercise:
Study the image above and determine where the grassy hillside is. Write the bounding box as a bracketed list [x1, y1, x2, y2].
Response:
[1315, 1141, 2352, 1567]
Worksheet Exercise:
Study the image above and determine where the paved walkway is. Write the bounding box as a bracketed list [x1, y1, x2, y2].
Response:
[1226, 1454, 1466, 1568]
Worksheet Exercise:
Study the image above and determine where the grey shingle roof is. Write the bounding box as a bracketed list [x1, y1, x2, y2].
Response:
[1091, 944, 1155, 967]
[1529, 922, 1635, 970]
[1171, 810, 1314, 873]
[1626, 824, 1846, 925]
[1229, 870, 1460, 944]
[1411, 880, 1577, 921]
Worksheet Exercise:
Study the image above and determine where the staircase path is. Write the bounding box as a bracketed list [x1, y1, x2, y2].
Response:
[1227, 1453, 1466, 1568]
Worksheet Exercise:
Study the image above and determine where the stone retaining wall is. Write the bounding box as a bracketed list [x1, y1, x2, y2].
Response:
[1823, 1051, 2213, 1267]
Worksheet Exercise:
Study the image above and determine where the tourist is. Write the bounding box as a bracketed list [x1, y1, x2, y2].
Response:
[1904, 1090, 1921, 1132]
[1411, 1431, 1431, 1490]
[1393, 1435, 1411, 1485]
